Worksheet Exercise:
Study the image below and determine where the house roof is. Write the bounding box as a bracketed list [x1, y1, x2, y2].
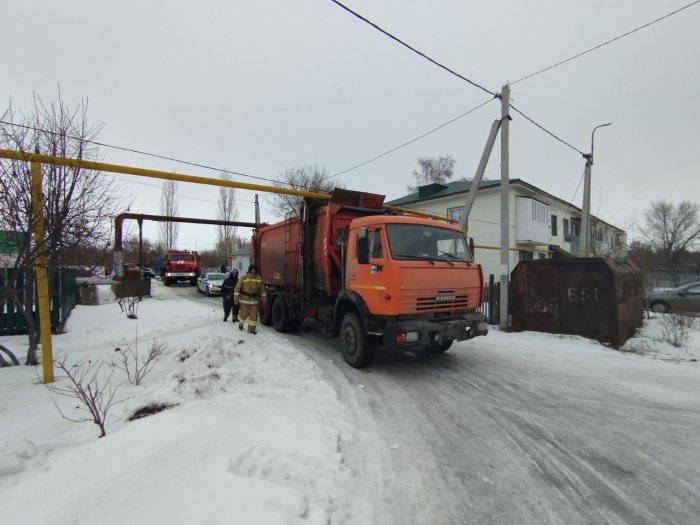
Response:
[386, 179, 506, 206]
[386, 178, 624, 233]
[232, 244, 250, 256]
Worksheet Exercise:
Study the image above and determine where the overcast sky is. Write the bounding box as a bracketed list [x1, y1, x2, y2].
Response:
[3, 0, 699, 250]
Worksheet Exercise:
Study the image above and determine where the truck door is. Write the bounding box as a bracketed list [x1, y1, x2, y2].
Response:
[351, 227, 392, 315]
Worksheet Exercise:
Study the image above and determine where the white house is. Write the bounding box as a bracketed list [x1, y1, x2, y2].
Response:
[386, 179, 627, 279]
[229, 243, 251, 273]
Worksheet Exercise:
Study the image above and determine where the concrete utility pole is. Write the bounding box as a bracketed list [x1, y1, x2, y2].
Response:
[580, 122, 611, 256]
[458, 119, 501, 236]
[500, 84, 511, 329]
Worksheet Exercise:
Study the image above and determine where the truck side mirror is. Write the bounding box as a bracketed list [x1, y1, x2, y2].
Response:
[357, 228, 369, 265]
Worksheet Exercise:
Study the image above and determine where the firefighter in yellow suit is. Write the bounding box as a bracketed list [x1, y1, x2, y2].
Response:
[233, 263, 267, 334]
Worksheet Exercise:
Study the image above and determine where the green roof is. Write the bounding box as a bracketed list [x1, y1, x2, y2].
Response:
[386, 179, 516, 206]
[0, 231, 27, 255]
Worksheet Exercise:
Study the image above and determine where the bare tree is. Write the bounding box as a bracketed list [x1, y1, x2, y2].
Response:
[642, 200, 700, 268]
[112, 330, 166, 385]
[158, 180, 179, 250]
[270, 166, 337, 218]
[216, 171, 239, 262]
[47, 356, 125, 438]
[407, 155, 456, 193]
[0, 92, 121, 364]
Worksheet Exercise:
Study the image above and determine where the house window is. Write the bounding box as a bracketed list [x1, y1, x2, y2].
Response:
[571, 218, 580, 237]
[563, 218, 570, 237]
[530, 200, 548, 224]
[519, 251, 533, 261]
[447, 207, 462, 222]
[551, 214, 558, 236]
[538, 253, 546, 260]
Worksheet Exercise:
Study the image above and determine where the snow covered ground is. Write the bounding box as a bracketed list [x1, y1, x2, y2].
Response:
[0, 281, 698, 524]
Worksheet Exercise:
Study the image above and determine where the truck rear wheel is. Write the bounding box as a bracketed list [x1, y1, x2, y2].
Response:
[340, 312, 374, 368]
[259, 300, 272, 326]
[271, 296, 292, 333]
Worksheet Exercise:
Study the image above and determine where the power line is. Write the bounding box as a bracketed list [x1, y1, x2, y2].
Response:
[0, 119, 280, 185]
[328, 0, 497, 97]
[328, 97, 496, 179]
[508, 103, 585, 156]
[326, 1, 585, 159]
[512, 0, 700, 85]
[115, 177, 220, 204]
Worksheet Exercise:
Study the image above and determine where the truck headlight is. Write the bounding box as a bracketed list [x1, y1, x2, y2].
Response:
[406, 331, 419, 343]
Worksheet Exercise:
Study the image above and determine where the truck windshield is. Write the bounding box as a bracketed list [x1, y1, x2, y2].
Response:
[386, 223, 473, 263]
[171, 255, 194, 262]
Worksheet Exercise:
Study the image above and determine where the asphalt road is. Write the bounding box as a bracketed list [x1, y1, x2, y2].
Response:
[184, 282, 700, 525]
[295, 328, 699, 525]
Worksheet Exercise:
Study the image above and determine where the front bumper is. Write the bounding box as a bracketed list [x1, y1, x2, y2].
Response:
[382, 312, 488, 350]
[166, 272, 196, 279]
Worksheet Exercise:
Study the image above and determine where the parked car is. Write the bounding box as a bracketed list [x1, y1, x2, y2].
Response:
[124, 263, 155, 279]
[197, 272, 228, 296]
[646, 281, 700, 313]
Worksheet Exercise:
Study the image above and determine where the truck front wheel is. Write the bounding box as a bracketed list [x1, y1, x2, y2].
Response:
[340, 312, 375, 368]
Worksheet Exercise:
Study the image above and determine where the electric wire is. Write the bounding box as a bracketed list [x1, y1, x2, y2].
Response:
[0, 119, 280, 185]
[508, 103, 585, 156]
[115, 177, 220, 204]
[512, 0, 700, 85]
[328, 96, 496, 179]
[326, 1, 584, 159]
[328, 0, 497, 97]
[8, 0, 697, 191]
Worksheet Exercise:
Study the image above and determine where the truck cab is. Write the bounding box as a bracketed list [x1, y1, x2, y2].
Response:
[336, 215, 488, 366]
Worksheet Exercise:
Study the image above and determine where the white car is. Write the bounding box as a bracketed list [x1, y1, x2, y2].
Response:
[196, 272, 228, 296]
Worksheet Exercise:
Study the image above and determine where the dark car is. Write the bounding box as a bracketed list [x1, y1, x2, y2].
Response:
[646, 281, 700, 313]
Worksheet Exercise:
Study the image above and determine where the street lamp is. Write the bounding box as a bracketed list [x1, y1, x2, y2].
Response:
[580, 122, 612, 257]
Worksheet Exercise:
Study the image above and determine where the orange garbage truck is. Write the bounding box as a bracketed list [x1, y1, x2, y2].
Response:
[252, 189, 488, 368]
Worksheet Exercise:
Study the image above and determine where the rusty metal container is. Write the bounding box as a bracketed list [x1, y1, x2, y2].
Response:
[511, 257, 643, 347]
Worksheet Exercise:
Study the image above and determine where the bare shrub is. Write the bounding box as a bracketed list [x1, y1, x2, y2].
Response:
[112, 332, 166, 385]
[115, 273, 146, 319]
[47, 356, 125, 438]
[0, 343, 21, 367]
[117, 296, 141, 319]
[657, 313, 699, 348]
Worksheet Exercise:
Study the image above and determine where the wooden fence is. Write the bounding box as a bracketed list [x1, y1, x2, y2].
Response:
[0, 268, 78, 335]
